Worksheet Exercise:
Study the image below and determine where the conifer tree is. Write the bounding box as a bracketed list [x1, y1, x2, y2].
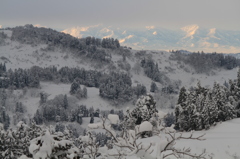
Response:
[63, 94, 68, 109]
[150, 81, 158, 92]
[175, 87, 188, 130]
[90, 114, 94, 123]
[70, 81, 80, 95]
[237, 67, 240, 87]
[82, 86, 87, 98]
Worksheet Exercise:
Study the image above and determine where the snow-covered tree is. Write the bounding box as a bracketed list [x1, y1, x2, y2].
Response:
[63, 94, 68, 109]
[90, 114, 94, 124]
[39, 92, 48, 105]
[125, 94, 158, 128]
[70, 81, 80, 95]
[175, 86, 187, 129]
[28, 129, 78, 159]
[176, 80, 238, 131]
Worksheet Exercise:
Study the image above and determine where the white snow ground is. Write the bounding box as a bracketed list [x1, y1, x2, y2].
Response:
[131, 118, 240, 159]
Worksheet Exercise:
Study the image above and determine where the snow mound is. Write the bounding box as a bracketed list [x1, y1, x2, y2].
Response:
[108, 114, 119, 124]
[18, 155, 31, 159]
[165, 124, 176, 133]
[16, 121, 29, 130]
[158, 111, 167, 119]
[88, 122, 103, 129]
[138, 121, 153, 133]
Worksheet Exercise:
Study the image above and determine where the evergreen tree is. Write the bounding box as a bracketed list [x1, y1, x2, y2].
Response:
[70, 81, 80, 95]
[39, 92, 48, 105]
[128, 94, 158, 126]
[0, 89, 7, 107]
[16, 102, 24, 113]
[63, 94, 68, 109]
[94, 108, 100, 117]
[177, 87, 188, 105]
[164, 112, 175, 127]
[34, 109, 43, 124]
[3, 114, 10, 130]
[175, 87, 188, 130]
[90, 114, 94, 123]
[77, 114, 83, 124]
[237, 67, 240, 87]
[150, 81, 158, 92]
[82, 86, 87, 98]
[55, 122, 65, 132]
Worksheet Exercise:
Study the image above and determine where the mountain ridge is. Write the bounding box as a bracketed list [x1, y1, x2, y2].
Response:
[62, 24, 240, 53]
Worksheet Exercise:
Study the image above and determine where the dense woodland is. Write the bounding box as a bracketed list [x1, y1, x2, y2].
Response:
[9, 24, 121, 63]
[175, 70, 240, 131]
[170, 51, 240, 73]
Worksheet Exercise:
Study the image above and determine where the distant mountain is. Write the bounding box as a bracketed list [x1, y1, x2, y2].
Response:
[62, 24, 240, 53]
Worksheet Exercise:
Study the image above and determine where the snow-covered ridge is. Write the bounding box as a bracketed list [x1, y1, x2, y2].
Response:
[62, 24, 240, 53]
[181, 24, 199, 39]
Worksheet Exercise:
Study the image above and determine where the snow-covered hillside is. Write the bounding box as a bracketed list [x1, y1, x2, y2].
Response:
[0, 31, 93, 70]
[0, 28, 239, 111]
[1, 25, 240, 159]
[0, 30, 237, 89]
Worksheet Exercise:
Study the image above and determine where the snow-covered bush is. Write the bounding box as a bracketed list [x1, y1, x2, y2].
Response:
[0, 121, 42, 158]
[28, 129, 78, 159]
[83, 114, 207, 158]
[81, 95, 209, 159]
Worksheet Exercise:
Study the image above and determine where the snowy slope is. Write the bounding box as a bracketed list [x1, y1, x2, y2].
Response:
[1, 27, 240, 119]
[1, 32, 239, 112]
[128, 118, 240, 159]
[0, 31, 93, 70]
[174, 119, 240, 159]
[0, 29, 238, 90]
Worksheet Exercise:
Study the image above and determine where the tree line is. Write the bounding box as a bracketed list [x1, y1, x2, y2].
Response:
[170, 51, 240, 73]
[10, 24, 121, 63]
[175, 70, 240, 131]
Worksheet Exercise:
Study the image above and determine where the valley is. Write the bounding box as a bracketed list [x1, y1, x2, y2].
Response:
[0, 25, 240, 159]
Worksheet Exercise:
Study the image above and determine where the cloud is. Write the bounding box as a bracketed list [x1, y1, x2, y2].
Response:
[153, 31, 157, 35]
[146, 26, 155, 30]
[0, 25, 2, 28]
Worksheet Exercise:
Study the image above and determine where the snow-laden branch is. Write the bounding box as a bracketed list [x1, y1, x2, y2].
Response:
[85, 115, 209, 159]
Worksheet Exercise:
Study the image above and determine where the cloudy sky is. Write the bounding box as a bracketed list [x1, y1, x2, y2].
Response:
[0, 0, 239, 30]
